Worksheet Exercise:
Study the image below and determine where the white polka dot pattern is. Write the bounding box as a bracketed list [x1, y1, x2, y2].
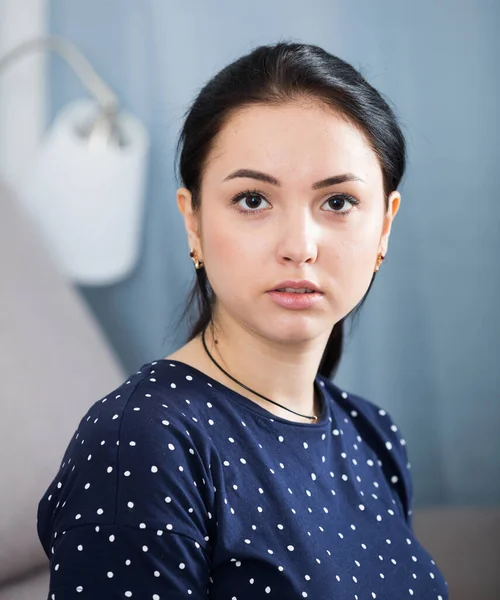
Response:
[37, 360, 448, 599]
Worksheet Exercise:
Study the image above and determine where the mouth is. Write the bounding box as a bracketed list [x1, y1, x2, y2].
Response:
[273, 288, 319, 294]
[267, 288, 324, 309]
[270, 280, 323, 294]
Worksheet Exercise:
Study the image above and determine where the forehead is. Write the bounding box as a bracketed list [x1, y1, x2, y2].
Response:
[204, 101, 383, 188]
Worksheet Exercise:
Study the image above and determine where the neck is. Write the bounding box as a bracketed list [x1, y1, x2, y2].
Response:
[196, 319, 328, 423]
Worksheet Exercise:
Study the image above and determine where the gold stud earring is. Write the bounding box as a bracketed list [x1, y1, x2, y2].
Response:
[189, 249, 204, 269]
[374, 252, 385, 272]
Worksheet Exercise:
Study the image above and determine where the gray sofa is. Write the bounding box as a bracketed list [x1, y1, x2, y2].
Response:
[0, 185, 125, 598]
[0, 185, 499, 599]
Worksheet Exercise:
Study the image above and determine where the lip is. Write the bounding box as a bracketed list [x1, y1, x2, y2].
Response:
[267, 290, 324, 310]
[270, 280, 322, 293]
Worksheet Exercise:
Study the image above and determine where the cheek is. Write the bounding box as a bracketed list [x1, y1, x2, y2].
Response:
[205, 220, 255, 267]
[204, 206, 272, 267]
[202, 219, 256, 294]
[335, 231, 379, 265]
[341, 208, 383, 259]
[327, 224, 381, 297]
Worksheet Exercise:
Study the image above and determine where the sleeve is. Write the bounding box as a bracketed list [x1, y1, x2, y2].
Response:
[397, 435, 414, 529]
[371, 404, 415, 530]
[38, 379, 218, 599]
[47, 522, 210, 599]
[343, 391, 415, 530]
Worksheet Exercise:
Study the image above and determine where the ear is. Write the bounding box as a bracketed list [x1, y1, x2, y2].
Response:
[379, 191, 401, 256]
[177, 187, 202, 257]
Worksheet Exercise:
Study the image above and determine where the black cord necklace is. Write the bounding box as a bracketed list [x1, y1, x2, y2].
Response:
[201, 326, 320, 422]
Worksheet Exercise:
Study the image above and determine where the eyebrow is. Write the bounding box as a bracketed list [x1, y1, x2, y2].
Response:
[222, 168, 364, 189]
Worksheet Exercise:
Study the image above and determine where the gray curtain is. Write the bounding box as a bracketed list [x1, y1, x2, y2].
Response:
[49, 0, 500, 507]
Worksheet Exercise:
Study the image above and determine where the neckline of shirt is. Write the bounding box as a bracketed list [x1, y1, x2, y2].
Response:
[150, 359, 332, 429]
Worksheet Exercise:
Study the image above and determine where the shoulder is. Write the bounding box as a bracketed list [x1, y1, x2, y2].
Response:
[318, 374, 409, 456]
[69, 359, 219, 460]
[317, 374, 414, 524]
[37, 360, 219, 547]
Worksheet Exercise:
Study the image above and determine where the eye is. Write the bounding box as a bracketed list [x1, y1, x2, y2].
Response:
[322, 194, 360, 215]
[230, 190, 271, 215]
[230, 190, 360, 216]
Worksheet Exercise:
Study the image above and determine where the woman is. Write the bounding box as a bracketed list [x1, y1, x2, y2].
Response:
[37, 42, 448, 599]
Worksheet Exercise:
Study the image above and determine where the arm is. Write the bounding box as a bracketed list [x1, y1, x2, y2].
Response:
[38, 377, 216, 599]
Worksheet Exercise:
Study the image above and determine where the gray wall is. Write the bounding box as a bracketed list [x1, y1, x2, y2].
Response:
[49, 0, 500, 507]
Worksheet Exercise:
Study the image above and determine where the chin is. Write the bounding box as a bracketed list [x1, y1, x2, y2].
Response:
[259, 318, 328, 344]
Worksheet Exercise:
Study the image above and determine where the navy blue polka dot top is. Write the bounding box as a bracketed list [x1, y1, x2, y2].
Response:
[37, 359, 448, 599]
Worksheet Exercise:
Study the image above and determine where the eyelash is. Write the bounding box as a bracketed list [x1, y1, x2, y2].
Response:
[230, 189, 360, 217]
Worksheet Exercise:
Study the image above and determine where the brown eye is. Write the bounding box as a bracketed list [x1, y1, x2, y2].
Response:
[230, 190, 271, 215]
[323, 194, 359, 215]
[329, 197, 348, 210]
[242, 193, 265, 210]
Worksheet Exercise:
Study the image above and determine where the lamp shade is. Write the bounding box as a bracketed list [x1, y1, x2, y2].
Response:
[17, 99, 149, 285]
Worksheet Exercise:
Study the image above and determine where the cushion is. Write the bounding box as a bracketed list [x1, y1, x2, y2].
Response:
[413, 506, 500, 599]
[0, 568, 49, 600]
[0, 185, 125, 584]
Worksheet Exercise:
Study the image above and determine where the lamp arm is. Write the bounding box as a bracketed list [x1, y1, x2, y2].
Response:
[0, 35, 118, 115]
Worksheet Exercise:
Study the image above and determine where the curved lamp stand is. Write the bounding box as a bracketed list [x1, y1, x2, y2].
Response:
[0, 36, 150, 286]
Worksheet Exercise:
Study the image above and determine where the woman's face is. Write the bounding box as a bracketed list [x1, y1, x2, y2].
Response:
[178, 101, 400, 346]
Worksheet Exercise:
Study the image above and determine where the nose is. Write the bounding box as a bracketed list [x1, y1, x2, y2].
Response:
[277, 207, 319, 266]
